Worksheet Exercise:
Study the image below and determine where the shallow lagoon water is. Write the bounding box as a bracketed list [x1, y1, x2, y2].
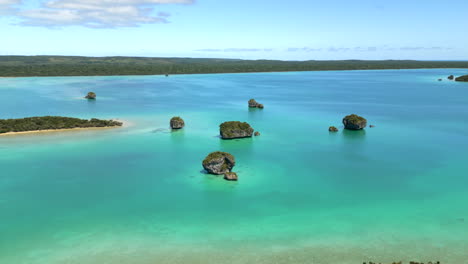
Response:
[1, 69, 468, 263]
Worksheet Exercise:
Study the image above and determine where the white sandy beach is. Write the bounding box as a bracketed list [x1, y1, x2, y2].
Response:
[0, 119, 132, 137]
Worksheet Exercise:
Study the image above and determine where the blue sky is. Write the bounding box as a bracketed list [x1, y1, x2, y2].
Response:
[1, 0, 467, 60]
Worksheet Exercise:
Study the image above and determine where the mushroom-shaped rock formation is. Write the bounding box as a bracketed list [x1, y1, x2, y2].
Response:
[170, 116, 185, 129]
[448, 75, 455, 80]
[329, 126, 338, 132]
[248, 99, 259, 107]
[202, 151, 236, 175]
[248, 99, 264, 108]
[455, 75, 468, 82]
[224, 172, 238, 181]
[85, 92, 96, 99]
[342, 114, 367, 130]
[254, 131, 261, 136]
[220, 121, 254, 139]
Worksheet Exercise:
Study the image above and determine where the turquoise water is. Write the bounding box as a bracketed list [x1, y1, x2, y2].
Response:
[1, 69, 468, 264]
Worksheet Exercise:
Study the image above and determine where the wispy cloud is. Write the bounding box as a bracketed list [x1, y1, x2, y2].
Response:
[195, 46, 455, 54]
[400, 46, 453, 51]
[11, 0, 194, 28]
[328, 47, 350, 52]
[195, 48, 273, 52]
[285, 46, 454, 52]
[0, 0, 20, 15]
[287, 47, 322, 52]
[286, 47, 380, 52]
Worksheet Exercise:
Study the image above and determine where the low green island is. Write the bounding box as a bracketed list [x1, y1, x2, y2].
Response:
[1, 56, 468, 77]
[455, 75, 468, 82]
[0, 116, 123, 134]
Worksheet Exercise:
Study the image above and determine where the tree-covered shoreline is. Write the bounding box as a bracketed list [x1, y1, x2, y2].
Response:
[0, 56, 467, 77]
[455, 75, 468, 82]
[0, 116, 123, 134]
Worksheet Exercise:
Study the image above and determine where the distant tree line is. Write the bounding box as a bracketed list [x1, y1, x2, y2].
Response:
[0, 116, 122, 133]
[0, 56, 467, 77]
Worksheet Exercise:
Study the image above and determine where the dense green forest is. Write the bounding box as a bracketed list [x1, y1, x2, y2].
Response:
[0, 116, 122, 133]
[0, 56, 467, 77]
[455, 75, 468, 82]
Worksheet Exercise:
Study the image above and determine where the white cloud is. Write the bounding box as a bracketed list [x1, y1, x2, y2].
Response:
[14, 0, 194, 28]
[0, 0, 20, 15]
[284, 46, 454, 53]
[195, 48, 274, 52]
[287, 47, 322, 52]
[0, 0, 20, 3]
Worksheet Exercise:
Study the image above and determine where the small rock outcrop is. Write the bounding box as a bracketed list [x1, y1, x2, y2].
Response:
[448, 75, 455, 80]
[249, 99, 264, 108]
[224, 172, 238, 181]
[170, 116, 185, 129]
[248, 99, 258, 107]
[85, 92, 96, 99]
[342, 114, 367, 130]
[202, 151, 235, 175]
[438, 79, 442, 81]
[329, 126, 338, 132]
[254, 131, 260, 136]
[220, 121, 254, 139]
[455, 75, 468, 82]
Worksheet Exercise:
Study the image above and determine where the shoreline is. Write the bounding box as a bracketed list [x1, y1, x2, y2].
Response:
[0, 67, 467, 79]
[0, 119, 131, 137]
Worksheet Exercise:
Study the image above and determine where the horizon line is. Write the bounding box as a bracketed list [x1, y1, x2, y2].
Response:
[1, 55, 468, 62]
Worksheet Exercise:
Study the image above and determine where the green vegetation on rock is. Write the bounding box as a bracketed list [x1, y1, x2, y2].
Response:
[329, 126, 339, 132]
[85, 92, 96, 99]
[170, 116, 185, 129]
[248, 99, 258, 107]
[1, 56, 468, 77]
[342, 114, 367, 130]
[220, 121, 254, 139]
[248, 98, 264, 108]
[0, 116, 122, 134]
[202, 151, 236, 175]
[455, 75, 468, 82]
